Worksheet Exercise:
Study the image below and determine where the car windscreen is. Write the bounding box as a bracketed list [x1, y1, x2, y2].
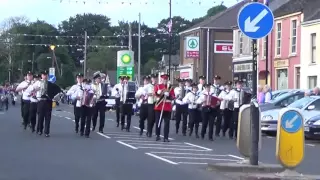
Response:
[268, 92, 291, 103]
[288, 96, 316, 109]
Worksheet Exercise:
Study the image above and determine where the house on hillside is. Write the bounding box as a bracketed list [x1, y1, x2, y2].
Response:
[178, 0, 246, 82]
[300, 1, 320, 89]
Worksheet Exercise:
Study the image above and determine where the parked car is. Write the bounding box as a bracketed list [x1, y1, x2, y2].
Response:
[261, 96, 320, 133]
[259, 90, 305, 112]
[271, 89, 294, 100]
[304, 114, 320, 139]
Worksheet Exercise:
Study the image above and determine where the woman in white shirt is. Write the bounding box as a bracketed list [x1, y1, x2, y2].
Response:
[263, 85, 272, 103]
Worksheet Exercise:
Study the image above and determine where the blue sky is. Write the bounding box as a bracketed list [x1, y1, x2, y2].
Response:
[0, 0, 238, 27]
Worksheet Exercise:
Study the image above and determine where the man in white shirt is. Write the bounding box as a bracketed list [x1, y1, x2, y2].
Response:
[174, 78, 188, 135]
[26, 73, 40, 132]
[66, 73, 84, 133]
[16, 75, 28, 123]
[211, 75, 224, 137]
[218, 81, 233, 138]
[15, 71, 33, 129]
[197, 75, 206, 93]
[112, 76, 124, 127]
[136, 76, 151, 135]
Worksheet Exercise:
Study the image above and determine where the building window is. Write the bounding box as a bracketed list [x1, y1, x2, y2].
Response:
[295, 67, 300, 89]
[308, 76, 317, 89]
[239, 31, 243, 54]
[276, 23, 282, 56]
[311, 33, 316, 63]
[262, 37, 267, 58]
[277, 69, 288, 90]
[291, 20, 297, 54]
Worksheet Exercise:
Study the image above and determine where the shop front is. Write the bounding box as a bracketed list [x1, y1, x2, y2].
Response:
[273, 59, 289, 90]
[233, 60, 253, 88]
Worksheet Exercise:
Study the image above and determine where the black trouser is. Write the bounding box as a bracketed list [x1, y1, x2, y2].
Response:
[29, 102, 38, 131]
[20, 97, 24, 119]
[74, 106, 82, 132]
[214, 107, 223, 136]
[188, 109, 200, 135]
[147, 103, 155, 136]
[139, 103, 148, 132]
[37, 99, 52, 135]
[80, 106, 92, 136]
[231, 108, 239, 138]
[115, 98, 120, 124]
[22, 100, 31, 127]
[175, 104, 188, 134]
[155, 110, 171, 140]
[120, 103, 133, 130]
[92, 101, 106, 131]
[201, 107, 216, 140]
[222, 109, 233, 137]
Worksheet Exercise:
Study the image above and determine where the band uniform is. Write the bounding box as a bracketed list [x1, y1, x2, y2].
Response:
[154, 74, 175, 142]
[119, 76, 136, 131]
[218, 81, 233, 138]
[80, 79, 95, 137]
[210, 75, 224, 137]
[174, 78, 189, 136]
[112, 76, 124, 127]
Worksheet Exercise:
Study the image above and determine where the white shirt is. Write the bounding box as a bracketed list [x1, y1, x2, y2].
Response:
[16, 81, 31, 100]
[32, 80, 42, 98]
[182, 91, 199, 109]
[145, 83, 154, 104]
[218, 90, 231, 110]
[91, 83, 102, 99]
[112, 83, 122, 98]
[196, 91, 215, 105]
[197, 84, 205, 94]
[265, 91, 272, 103]
[225, 89, 244, 108]
[210, 84, 224, 96]
[174, 86, 186, 105]
[135, 86, 147, 106]
[24, 81, 39, 102]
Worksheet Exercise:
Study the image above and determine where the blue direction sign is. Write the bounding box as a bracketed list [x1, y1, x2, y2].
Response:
[48, 75, 56, 83]
[237, 2, 274, 39]
[280, 110, 303, 133]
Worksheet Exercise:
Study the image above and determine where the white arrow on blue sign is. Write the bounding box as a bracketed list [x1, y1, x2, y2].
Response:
[237, 2, 274, 39]
[280, 110, 303, 133]
[48, 75, 56, 83]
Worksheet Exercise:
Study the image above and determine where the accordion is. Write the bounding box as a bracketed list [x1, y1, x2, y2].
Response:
[203, 95, 220, 108]
[81, 90, 94, 107]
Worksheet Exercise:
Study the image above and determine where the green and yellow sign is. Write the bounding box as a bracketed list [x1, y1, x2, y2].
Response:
[117, 50, 134, 83]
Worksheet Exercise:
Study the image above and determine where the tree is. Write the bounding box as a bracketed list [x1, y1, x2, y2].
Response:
[206, 5, 227, 17]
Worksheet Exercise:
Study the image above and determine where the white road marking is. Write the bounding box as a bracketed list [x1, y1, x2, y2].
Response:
[128, 142, 185, 145]
[145, 153, 178, 165]
[104, 134, 142, 137]
[97, 132, 111, 139]
[184, 142, 212, 151]
[150, 152, 229, 157]
[120, 140, 173, 144]
[65, 117, 71, 119]
[133, 126, 174, 140]
[306, 144, 316, 147]
[228, 154, 244, 160]
[135, 147, 209, 151]
[177, 162, 208, 165]
[160, 156, 239, 161]
[267, 136, 274, 139]
[116, 137, 153, 140]
[117, 141, 138, 149]
[124, 143, 193, 148]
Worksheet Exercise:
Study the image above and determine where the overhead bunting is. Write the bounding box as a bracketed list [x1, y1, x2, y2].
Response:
[1, 43, 127, 48]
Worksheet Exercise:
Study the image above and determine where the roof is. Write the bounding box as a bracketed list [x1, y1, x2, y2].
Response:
[302, 0, 320, 22]
[180, 0, 247, 34]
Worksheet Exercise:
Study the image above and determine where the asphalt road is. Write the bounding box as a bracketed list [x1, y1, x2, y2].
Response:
[51, 104, 320, 175]
[0, 104, 231, 180]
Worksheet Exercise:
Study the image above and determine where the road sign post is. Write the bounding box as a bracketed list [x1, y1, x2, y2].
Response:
[49, 68, 55, 76]
[237, 104, 262, 162]
[276, 108, 304, 169]
[237, 1, 274, 166]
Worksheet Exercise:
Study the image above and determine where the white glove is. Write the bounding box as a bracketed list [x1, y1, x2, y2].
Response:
[157, 90, 162, 94]
[164, 92, 169, 97]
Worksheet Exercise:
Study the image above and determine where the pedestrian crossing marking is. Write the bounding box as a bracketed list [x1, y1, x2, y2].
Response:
[145, 153, 178, 165]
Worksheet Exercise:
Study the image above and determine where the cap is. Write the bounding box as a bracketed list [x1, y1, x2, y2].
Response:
[88, 79, 92, 83]
[150, 74, 157, 78]
[118, 76, 124, 79]
[214, 75, 221, 80]
[76, 73, 84, 77]
[191, 83, 198, 88]
[204, 83, 211, 87]
[34, 73, 39, 78]
[176, 78, 184, 83]
[25, 71, 33, 75]
[225, 81, 232, 86]
[100, 73, 106, 77]
[160, 74, 169, 80]
[185, 79, 192, 83]
[123, 75, 130, 80]
[199, 75, 206, 80]
[93, 73, 101, 79]
[235, 80, 243, 84]
[41, 70, 48, 75]
[82, 79, 88, 83]
[143, 75, 151, 80]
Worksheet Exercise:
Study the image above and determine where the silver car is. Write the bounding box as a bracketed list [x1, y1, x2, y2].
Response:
[261, 96, 320, 133]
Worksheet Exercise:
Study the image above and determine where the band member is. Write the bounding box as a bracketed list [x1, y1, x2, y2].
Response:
[16, 75, 28, 124]
[112, 76, 124, 127]
[185, 79, 192, 91]
[197, 75, 206, 93]
[91, 72, 110, 133]
[80, 79, 95, 137]
[225, 80, 245, 139]
[27, 73, 40, 132]
[196, 83, 220, 141]
[154, 74, 175, 142]
[183, 83, 200, 138]
[66, 73, 84, 133]
[136, 76, 151, 135]
[120, 76, 135, 131]
[33, 70, 62, 137]
[218, 81, 233, 138]
[150, 74, 158, 85]
[211, 75, 224, 137]
[15, 71, 33, 129]
[174, 78, 188, 135]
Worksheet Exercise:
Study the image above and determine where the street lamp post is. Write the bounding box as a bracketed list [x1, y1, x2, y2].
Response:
[168, 0, 172, 79]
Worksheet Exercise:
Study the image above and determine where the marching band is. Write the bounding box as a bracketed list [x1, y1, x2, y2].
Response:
[15, 69, 248, 143]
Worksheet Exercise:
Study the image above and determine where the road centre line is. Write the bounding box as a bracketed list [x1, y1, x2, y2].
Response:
[160, 156, 239, 161]
[184, 142, 212, 151]
[135, 147, 210, 151]
[120, 140, 177, 144]
[123, 143, 194, 148]
[127, 142, 185, 145]
[117, 141, 138, 149]
[116, 137, 154, 140]
[104, 134, 143, 137]
[145, 153, 178, 165]
[149, 152, 229, 157]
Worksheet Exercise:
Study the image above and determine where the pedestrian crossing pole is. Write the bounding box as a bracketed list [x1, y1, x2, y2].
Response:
[250, 0, 259, 166]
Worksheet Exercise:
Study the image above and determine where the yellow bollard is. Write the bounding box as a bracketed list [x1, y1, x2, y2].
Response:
[52, 101, 56, 108]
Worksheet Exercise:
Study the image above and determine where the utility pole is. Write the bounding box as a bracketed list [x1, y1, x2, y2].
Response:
[8, 36, 12, 83]
[138, 13, 141, 85]
[168, 0, 172, 79]
[84, 31, 87, 78]
[265, 0, 269, 85]
[32, 52, 34, 72]
[128, 23, 132, 51]
[61, 63, 63, 76]
[250, 0, 259, 166]
[21, 60, 23, 79]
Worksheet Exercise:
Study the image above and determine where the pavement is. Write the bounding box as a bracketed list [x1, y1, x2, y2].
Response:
[2, 103, 320, 180]
[0, 104, 231, 180]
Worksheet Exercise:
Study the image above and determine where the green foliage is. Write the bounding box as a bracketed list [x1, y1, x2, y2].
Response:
[0, 4, 227, 84]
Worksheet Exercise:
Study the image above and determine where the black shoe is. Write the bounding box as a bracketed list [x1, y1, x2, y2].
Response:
[99, 130, 103, 133]
[182, 133, 186, 136]
[196, 134, 200, 138]
[45, 134, 50, 137]
[156, 136, 161, 141]
[75, 129, 78, 133]
[38, 132, 42, 135]
[215, 134, 220, 137]
[209, 138, 214, 141]
[31, 129, 35, 133]
[116, 123, 119, 127]
[176, 129, 178, 134]
[163, 139, 170, 142]
[80, 132, 84, 136]
[139, 131, 143, 136]
[92, 127, 95, 131]
[121, 126, 124, 130]
[85, 135, 89, 138]
[126, 129, 130, 132]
